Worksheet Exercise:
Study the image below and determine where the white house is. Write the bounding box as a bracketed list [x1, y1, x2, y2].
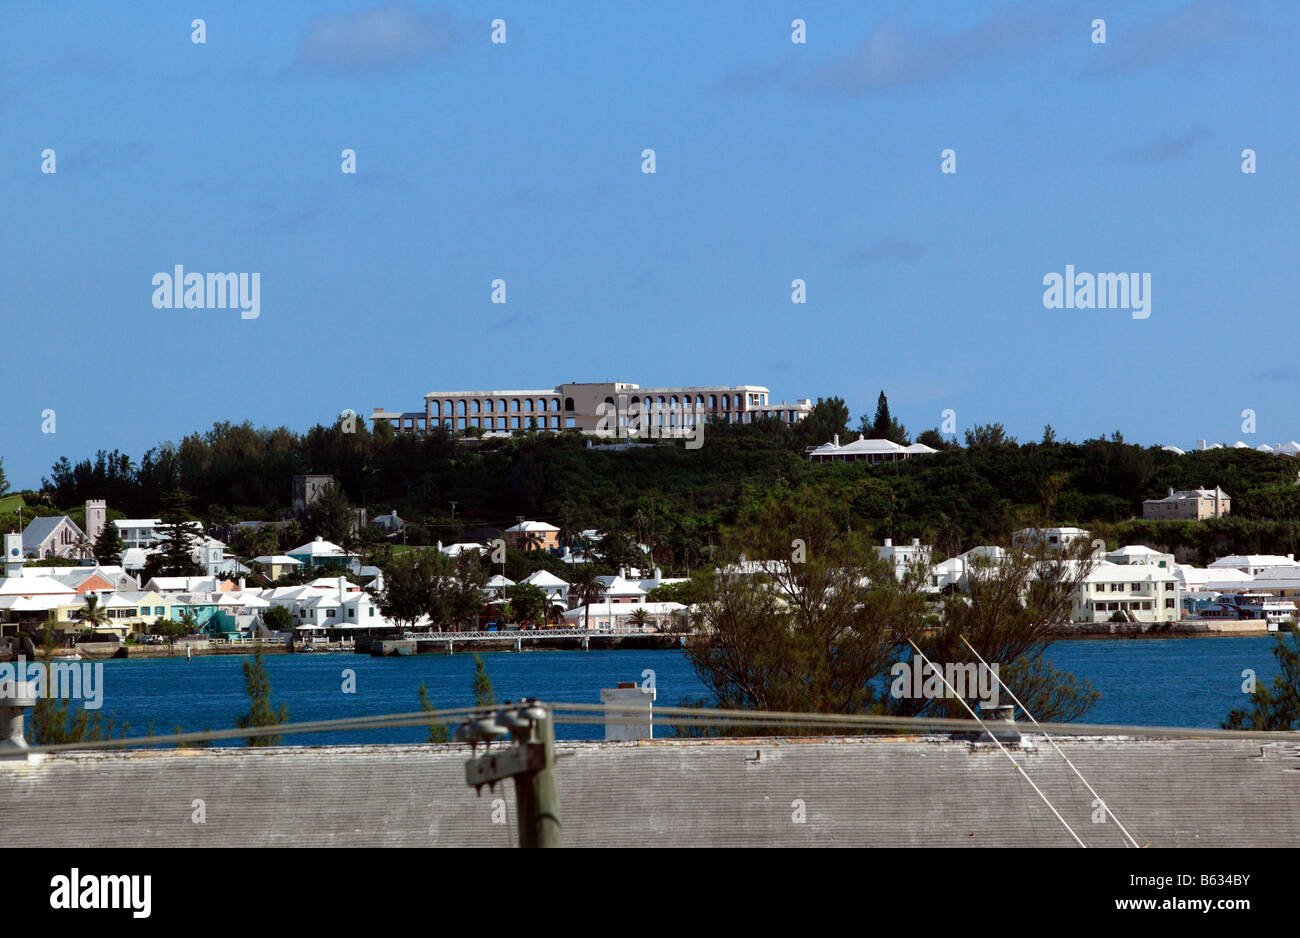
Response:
[520, 569, 570, 609]
[561, 600, 686, 632]
[805, 435, 938, 464]
[1207, 554, 1298, 577]
[287, 537, 354, 569]
[1012, 527, 1091, 552]
[1072, 562, 1180, 625]
[877, 538, 932, 581]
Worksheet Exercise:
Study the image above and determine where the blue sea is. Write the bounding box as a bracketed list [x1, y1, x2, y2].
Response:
[68, 637, 1286, 746]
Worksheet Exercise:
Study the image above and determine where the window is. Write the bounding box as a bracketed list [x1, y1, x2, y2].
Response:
[369, 607, 375, 617]
[1132, 584, 1143, 592]
[1165, 598, 1175, 609]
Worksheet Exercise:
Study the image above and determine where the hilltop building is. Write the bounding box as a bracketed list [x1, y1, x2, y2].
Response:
[373, 380, 812, 435]
[1142, 487, 1230, 520]
[804, 435, 938, 464]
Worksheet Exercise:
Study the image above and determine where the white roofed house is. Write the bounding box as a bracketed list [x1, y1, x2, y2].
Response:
[112, 519, 164, 550]
[1071, 562, 1180, 626]
[504, 520, 561, 552]
[561, 601, 687, 633]
[1206, 554, 1298, 577]
[438, 541, 485, 559]
[484, 575, 515, 600]
[1011, 527, 1091, 552]
[520, 569, 571, 612]
[251, 555, 304, 581]
[926, 546, 1007, 593]
[1105, 545, 1175, 569]
[596, 574, 647, 605]
[286, 537, 356, 570]
[877, 538, 933, 582]
[804, 435, 938, 464]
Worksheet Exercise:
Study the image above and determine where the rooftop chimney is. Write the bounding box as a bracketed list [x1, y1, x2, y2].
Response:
[883, 538, 892, 547]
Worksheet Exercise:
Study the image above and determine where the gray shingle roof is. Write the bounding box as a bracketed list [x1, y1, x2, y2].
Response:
[21, 515, 81, 552]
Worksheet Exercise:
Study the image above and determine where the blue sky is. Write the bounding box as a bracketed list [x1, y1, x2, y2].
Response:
[2, 0, 1297, 489]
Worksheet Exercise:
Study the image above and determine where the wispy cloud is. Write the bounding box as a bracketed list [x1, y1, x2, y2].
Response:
[714, 59, 797, 95]
[849, 239, 925, 264]
[62, 140, 149, 176]
[287, 2, 458, 76]
[1084, 0, 1251, 77]
[1114, 128, 1210, 163]
[796, 2, 1074, 97]
[1254, 365, 1300, 385]
[55, 47, 124, 79]
[489, 311, 535, 331]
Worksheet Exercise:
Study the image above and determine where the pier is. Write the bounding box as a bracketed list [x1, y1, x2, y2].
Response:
[362, 629, 683, 655]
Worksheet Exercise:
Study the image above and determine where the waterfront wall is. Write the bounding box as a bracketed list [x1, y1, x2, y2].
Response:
[1, 736, 1296, 847]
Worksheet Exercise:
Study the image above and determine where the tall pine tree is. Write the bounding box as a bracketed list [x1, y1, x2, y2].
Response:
[863, 391, 910, 445]
[93, 523, 125, 566]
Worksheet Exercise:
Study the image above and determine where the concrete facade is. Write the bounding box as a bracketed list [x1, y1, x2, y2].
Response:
[2, 736, 1296, 847]
[373, 380, 813, 436]
[1143, 487, 1231, 520]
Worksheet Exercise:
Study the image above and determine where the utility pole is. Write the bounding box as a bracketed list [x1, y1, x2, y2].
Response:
[459, 700, 561, 848]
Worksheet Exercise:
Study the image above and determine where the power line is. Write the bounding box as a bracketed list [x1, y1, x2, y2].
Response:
[16, 700, 1300, 755]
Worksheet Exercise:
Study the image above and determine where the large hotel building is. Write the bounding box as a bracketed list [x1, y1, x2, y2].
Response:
[373, 381, 813, 435]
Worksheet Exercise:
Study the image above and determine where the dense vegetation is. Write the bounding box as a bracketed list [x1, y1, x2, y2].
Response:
[5, 398, 1299, 571]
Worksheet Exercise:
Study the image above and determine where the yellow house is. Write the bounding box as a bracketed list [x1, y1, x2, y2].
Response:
[49, 590, 170, 638]
[252, 555, 304, 581]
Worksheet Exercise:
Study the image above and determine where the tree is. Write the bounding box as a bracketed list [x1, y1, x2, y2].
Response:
[151, 617, 190, 653]
[377, 549, 434, 631]
[472, 654, 496, 707]
[929, 537, 1100, 722]
[915, 428, 950, 451]
[685, 486, 928, 725]
[76, 594, 110, 637]
[964, 423, 1016, 448]
[445, 551, 487, 631]
[261, 604, 293, 634]
[504, 582, 547, 625]
[236, 644, 288, 746]
[418, 683, 451, 743]
[569, 564, 603, 631]
[145, 511, 205, 580]
[1223, 631, 1300, 730]
[628, 607, 651, 632]
[303, 482, 355, 546]
[864, 391, 909, 445]
[684, 486, 1099, 731]
[28, 627, 125, 744]
[93, 523, 125, 566]
[795, 396, 850, 446]
[0, 456, 8, 496]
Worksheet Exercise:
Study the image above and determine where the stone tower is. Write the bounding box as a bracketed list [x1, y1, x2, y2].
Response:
[84, 500, 107, 545]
